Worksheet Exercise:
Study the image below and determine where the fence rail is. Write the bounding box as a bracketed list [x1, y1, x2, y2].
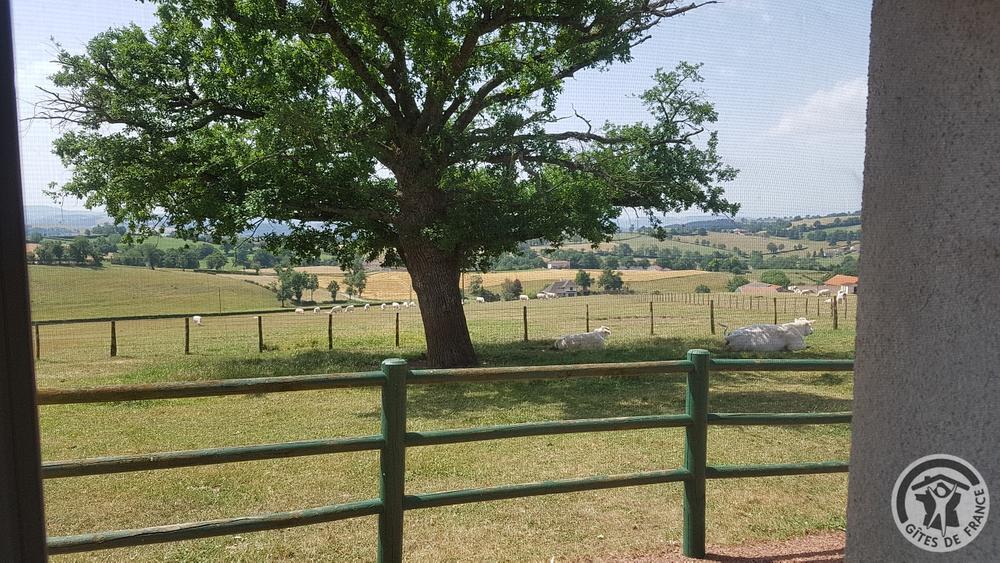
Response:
[38, 352, 853, 559]
[30, 292, 856, 360]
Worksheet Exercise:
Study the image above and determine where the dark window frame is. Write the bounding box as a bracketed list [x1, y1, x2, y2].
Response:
[0, 0, 49, 558]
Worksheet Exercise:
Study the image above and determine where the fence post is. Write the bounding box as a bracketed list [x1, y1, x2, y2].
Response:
[649, 301, 654, 335]
[395, 312, 400, 347]
[586, 303, 590, 332]
[683, 349, 710, 558]
[378, 359, 408, 563]
[328, 313, 333, 350]
[110, 321, 117, 357]
[257, 316, 264, 353]
[709, 300, 715, 335]
[522, 305, 528, 342]
[832, 298, 839, 330]
[34, 324, 39, 360]
[773, 297, 778, 325]
[184, 317, 190, 355]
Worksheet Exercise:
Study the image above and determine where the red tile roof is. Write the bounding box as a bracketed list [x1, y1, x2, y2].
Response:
[825, 275, 859, 286]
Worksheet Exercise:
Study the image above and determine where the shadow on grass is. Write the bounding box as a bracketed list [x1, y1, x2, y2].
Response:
[405, 337, 853, 423]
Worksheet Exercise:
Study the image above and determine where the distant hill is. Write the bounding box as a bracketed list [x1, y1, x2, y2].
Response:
[24, 205, 110, 234]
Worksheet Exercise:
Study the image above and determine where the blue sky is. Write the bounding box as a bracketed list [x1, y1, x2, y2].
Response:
[12, 0, 871, 223]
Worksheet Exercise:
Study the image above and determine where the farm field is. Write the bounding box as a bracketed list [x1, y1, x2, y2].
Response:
[536, 231, 833, 259]
[28, 265, 277, 320]
[222, 267, 725, 301]
[34, 289, 855, 561]
[790, 215, 860, 227]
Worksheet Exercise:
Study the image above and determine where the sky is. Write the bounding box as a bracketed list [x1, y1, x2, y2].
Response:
[11, 0, 872, 225]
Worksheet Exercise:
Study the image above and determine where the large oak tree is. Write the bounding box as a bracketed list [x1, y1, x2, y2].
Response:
[41, 0, 737, 367]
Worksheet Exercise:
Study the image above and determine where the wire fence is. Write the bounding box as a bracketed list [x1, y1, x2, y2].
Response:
[30, 292, 856, 362]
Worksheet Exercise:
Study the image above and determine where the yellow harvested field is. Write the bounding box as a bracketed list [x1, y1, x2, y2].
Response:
[220, 268, 712, 300]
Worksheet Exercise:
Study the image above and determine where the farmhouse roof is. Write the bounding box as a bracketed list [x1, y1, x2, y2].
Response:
[825, 275, 859, 286]
[541, 280, 578, 293]
[737, 282, 781, 293]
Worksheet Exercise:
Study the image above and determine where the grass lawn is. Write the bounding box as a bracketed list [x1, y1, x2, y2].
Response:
[29, 265, 279, 320]
[35, 291, 855, 561]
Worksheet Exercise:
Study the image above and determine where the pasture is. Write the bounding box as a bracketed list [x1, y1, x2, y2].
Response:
[222, 267, 726, 301]
[534, 231, 834, 259]
[790, 215, 860, 227]
[34, 288, 855, 561]
[28, 265, 277, 320]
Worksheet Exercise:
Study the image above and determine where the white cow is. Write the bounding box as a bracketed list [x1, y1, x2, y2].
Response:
[381, 303, 387, 310]
[295, 308, 305, 314]
[331, 305, 342, 313]
[313, 306, 321, 313]
[836, 289, 848, 304]
[392, 302, 401, 309]
[536, 293, 547, 299]
[364, 304, 371, 311]
[345, 305, 355, 312]
[518, 294, 530, 301]
[817, 288, 831, 296]
[475, 297, 486, 303]
[554, 326, 612, 351]
[192, 315, 203, 326]
[723, 318, 815, 352]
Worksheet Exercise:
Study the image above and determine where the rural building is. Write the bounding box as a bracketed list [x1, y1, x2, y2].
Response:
[540, 280, 579, 297]
[824, 274, 859, 294]
[546, 260, 571, 269]
[737, 282, 782, 294]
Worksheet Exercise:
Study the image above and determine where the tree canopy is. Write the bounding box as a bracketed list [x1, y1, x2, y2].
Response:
[41, 1, 738, 366]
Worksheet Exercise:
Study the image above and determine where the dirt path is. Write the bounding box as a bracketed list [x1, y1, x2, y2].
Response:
[581, 532, 845, 562]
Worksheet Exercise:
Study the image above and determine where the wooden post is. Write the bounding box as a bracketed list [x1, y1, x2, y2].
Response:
[683, 349, 710, 558]
[395, 312, 400, 347]
[832, 299, 839, 330]
[585, 303, 590, 332]
[709, 300, 715, 335]
[184, 317, 190, 355]
[110, 321, 117, 357]
[257, 316, 264, 353]
[33, 324, 39, 360]
[327, 313, 333, 350]
[773, 297, 778, 325]
[649, 301, 654, 335]
[378, 359, 407, 562]
[522, 305, 528, 342]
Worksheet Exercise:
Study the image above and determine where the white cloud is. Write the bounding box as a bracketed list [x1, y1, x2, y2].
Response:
[768, 77, 868, 138]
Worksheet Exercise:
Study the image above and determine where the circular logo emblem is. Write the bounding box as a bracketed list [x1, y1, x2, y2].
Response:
[892, 454, 990, 552]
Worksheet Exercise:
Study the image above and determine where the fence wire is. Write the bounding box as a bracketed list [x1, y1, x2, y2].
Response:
[31, 293, 856, 361]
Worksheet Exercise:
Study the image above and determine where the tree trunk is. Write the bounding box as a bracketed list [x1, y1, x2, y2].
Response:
[402, 240, 478, 367]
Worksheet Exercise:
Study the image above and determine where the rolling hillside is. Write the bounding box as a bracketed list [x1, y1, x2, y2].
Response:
[29, 265, 278, 320]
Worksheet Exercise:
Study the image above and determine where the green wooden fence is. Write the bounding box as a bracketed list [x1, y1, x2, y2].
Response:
[36, 350, 853, 559]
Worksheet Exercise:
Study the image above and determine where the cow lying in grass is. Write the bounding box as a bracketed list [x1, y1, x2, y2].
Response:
[723, 318, 815, 352]
[554, 326, 612, 351]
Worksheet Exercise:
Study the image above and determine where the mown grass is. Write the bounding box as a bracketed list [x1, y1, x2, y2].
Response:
[29, 265, 277, 320]
[35, 291, 856, 561]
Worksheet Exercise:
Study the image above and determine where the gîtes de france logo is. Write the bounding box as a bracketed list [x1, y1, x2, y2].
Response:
[892, 454, 989, 552]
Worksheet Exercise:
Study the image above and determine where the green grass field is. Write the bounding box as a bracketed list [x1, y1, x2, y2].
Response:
[790, 215, 860, 227]
[28, 265, 278, 320]
[33, 283, 856, 561]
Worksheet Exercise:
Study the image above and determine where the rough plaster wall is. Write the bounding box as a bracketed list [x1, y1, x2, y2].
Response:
[847, 0, 1000, 560]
